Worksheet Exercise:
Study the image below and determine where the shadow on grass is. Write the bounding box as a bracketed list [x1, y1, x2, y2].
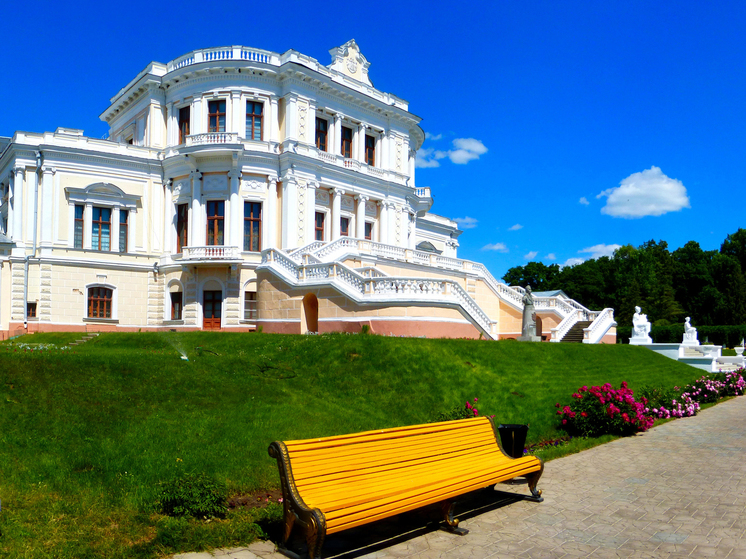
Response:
[271, 486, 529, 559]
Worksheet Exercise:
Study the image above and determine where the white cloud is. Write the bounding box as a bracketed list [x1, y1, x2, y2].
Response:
[563, 257, 585, 267]
[597, 166, 690, 218]
[449, 138, 488, 164]
[524, 251, 538, 260]
[454, 216, 478, 229]
[578, 243, 621, 259]
[546, 253, 556, 260]
[482, 242, 509, 252]
[417, 138, 488, 167]
[415, 148, 445, 168]
[508, 224, 523, 231]
[425, 132, 442, 141]
[579, 197, 590, 205]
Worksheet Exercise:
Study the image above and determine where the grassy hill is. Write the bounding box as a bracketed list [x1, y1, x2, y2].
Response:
[0, 332, 703, 557]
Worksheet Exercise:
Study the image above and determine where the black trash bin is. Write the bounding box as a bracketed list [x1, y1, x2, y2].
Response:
[497, 424, 529, 458]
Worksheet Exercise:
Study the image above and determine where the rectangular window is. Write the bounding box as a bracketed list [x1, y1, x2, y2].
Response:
[365, 135, 376, 166]
[315, 118, 328, 151]
[246, 101, 263, 140]
[341, 126, 353, 158]
[74, 205, 84, 248]
[206, 201, 225, 246]
[365, 222, 373, 240]
[88, 287, 112, 319]
[340, 217, 350, 237]
[244, 291, 257, 321]
[315, 212, 325, 241]
[27, 302, 37, 318]
[176, 204, 188, 253]
[92, 207, 111, 251]
[208, 100, 226, 133]
[171, 292, 183, 321]
[178, 106, 190, 144]
[119, 210, 128, 253]
[243, 202, 262, 252]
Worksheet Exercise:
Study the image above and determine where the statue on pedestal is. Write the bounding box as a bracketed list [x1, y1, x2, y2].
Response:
[629, 305, 652, 344]
[682, 317, 699, 346]
[517, 286, 541, 342]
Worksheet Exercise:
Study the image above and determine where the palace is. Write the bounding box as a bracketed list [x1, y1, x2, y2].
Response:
[0, 41, 616, 342]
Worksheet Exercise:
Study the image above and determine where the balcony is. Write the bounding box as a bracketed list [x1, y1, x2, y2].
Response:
[185, 133, 240, 146]
[180, 245, 242, 263]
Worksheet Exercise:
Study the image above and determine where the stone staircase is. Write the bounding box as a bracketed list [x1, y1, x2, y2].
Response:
[560, 321, 592, 343]
[69, 333, 99, 347]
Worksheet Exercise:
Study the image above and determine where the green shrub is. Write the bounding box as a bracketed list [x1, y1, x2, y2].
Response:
[157, 473, 228, 519]
[434, 397, 488, 422]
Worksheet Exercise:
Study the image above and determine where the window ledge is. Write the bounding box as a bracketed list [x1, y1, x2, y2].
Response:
[239, 320, 258, 325]
[83, 317, 119, 324]
[163, 320, 185, 325]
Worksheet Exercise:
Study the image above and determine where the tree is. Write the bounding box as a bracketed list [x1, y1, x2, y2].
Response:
[721, 228, 746, 272]
[501, 261, 561, 291]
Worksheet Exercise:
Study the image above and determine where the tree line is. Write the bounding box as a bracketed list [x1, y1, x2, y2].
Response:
[501, 229, 746, 328]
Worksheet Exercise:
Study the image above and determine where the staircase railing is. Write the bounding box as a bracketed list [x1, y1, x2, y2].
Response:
[260, 248, 496, 338]
[550, 311, 583, 342]
[582, 308, 616, 344]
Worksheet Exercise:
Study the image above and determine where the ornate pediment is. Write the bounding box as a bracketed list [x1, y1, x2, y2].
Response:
[328, 40, 372, 86]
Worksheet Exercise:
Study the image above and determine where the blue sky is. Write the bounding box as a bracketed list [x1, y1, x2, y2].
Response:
[1, 0, 743, 280]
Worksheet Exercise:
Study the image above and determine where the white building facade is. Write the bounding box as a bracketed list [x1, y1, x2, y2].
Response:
[0, 41, 615, 342]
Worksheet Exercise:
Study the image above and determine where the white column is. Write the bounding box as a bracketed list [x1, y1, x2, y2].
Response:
[12, 167, 24, 243]
[111, 207, 120, 252]
[192, 98, 202, 135]
[331, 188, 343, 240]
[26, 169, 38, 244]
[231, 91, 242, 136]
[333, 114, 343, 156]
[40, 166, 55, 246]
[7, 172, 14, 241]
[354, 124, 363, 161]
[382, 130, 390, 171]
[280, 177, 298, 249]
[375, 132, 382, 168]
[190, 171, 202, 246]
[305, 181, 318, 243]
[408, 149, 416, 186]
[165, 102, 174, 146]
[264, 177, 277, 249]
[378, 201, 388, 244]
[128, 209, 136, 252]
[388, 204, 398, 246]
[355, 195, 368, 238]
[163, 180, 173, 254]
[229, 170, 241, 248]
[83, 203, 92, 249]
[408, 210, 417, 249]
[269, 96, 279, 143]
[285, 94, 298, 141]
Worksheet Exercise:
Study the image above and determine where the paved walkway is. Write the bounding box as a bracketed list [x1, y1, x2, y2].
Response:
[176, 396, 746, 559]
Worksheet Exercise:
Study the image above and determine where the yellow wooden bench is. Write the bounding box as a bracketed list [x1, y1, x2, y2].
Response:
[268, 416, 544, 559]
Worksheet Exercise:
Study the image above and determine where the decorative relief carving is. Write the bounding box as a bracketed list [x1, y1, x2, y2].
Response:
[297, 185, 306, 244]
[396, 139, 403, 172]
[203, 174, 227, 192]
[298, 103, 308, 138]
[366, 201, 377, 216]
[341, 196, 354, 211]
[315, 189, 330, 204]
[241, 179, 266, 192]
[173, 181, 187, 196]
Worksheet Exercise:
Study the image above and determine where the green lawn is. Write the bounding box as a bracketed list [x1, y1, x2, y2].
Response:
[0, 332, 704, 558]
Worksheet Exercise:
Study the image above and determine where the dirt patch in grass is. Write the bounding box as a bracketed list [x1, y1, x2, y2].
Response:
[228, 489, 283, 510]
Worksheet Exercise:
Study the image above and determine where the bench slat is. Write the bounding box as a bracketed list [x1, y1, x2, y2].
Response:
[305, 454, 537, 513]
[287, 424, 495, 466]
[284, 418, 492, 450]
[325, 458, 542, 533]
[290, 433, 498, 479]
[293, 441, 502, 489]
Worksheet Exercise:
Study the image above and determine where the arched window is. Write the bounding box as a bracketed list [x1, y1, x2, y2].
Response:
[168, 281, 184, 321]
[88, 286, 113, 318]
[243, 281, 258, 321]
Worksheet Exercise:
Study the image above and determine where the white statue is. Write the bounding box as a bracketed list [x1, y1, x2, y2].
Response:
[629, 305, 652, 344]
[682, 317, 699, 346]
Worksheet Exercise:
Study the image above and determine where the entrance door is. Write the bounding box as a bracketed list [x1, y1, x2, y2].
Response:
[203, 291, 222, 330]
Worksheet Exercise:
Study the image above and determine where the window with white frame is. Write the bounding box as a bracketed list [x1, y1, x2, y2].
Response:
[243, 281, 258, 321]
[66, 184, 139, 252]
[85, 283, 117, 321]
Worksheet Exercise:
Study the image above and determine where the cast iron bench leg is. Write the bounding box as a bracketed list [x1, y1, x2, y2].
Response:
[441, 499, 469, 535]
